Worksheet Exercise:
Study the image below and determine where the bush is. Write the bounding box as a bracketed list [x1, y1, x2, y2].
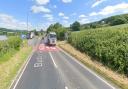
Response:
[68, 25, 128, 75]
[0, 36, 22, 57]
[47, 23, 67, 40]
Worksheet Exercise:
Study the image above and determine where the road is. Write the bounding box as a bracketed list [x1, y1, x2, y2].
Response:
[11, 40, 117, 89]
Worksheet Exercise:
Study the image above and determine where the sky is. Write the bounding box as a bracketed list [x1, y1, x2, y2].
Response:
[0, 0, 128, 30]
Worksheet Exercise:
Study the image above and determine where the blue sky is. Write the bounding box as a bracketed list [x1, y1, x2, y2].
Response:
[0, 0, 128, 30]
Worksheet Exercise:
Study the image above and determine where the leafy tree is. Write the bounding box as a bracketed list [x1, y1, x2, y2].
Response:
[70, 21, 80, 31]
[47, 23, 67, 40]
[110, 17, 127, 26]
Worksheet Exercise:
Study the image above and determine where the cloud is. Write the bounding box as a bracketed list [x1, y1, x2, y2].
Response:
[90, 2, 128, 16]
[0, 13, 33, 30]
[35, 0, 50, 5]
[123, 10, 128, 14]
[79, 18, 90, 24]
[53, 5, 57, 8]
[89, 12, 97, 16]
[58, 12, 69, 20]
[92, 0, 106, 8]
[79, 14, 87, 18]
[78, 14, 89, 24]
[62, 0, 72, 3]
[63, 16, 69, 19]
[59, 12, 65, 16]
[43, 14, 53, 21]
[31, 5, 51, 13]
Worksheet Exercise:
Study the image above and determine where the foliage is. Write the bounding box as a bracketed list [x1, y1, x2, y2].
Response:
[68, 24, 128, 75]
[0, 28, 28, 36]
[0, 36, 22, 58]
[70, 21, 80, 31]
[81, 14, 128, 30]
[47, 23, 67, 40]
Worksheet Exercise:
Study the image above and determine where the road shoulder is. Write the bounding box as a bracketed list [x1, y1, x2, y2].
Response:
[58, 41, 128, 89]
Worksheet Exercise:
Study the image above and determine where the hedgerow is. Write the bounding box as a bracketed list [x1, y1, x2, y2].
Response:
[68, 25, 128, 75]
[0, 36, 22, 58]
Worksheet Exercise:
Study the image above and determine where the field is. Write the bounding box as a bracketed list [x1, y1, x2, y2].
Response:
[68, 24, 128, 75]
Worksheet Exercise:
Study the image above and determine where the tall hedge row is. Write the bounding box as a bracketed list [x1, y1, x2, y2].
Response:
[68, 26, 128, 75]
[0, 36, 22, 57]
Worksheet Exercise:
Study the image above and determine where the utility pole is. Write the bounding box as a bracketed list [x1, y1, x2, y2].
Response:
[27, 11, 29, 32]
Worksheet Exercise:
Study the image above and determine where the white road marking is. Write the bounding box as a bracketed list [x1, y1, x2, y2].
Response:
[46, 46, 49, 49]
[59, 47, 116, 89]
[65, 86, 68, 89]
[12, 52, 33, 89]
[34, 63, 42, 67]
[49, 52, 58, 68]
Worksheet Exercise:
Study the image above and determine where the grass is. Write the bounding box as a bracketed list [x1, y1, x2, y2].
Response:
[58, 41, 128, 89]
[0, 40, 32, 89]
[0, 49, 17, 63]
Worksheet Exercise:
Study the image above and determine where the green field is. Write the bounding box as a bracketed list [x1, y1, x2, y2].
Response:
[68, 24, 128, 75]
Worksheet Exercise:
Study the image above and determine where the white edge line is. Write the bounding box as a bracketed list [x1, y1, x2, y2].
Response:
[58, 47, 116, 89]
[49, 52, 58, 68]
[11, 51, 34, 89]
[65, 86, 68, 89]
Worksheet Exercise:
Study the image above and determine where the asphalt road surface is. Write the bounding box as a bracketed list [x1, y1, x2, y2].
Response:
[11, 40, 118, 89]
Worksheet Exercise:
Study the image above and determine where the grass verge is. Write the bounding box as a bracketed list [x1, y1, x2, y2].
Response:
[0, 40, 32, 89]
[58, 41, 128, 89]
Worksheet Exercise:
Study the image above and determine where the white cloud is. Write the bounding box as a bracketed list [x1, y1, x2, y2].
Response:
[58, 12, 69, 20]
[0, 13, 33, 30]
[53, 5, 57, 8]
[92, 0, 106, 8]
[123, 10, 128, 14]
[59, 12, 65, 16]
[90, 2, 128, 16]
[79, 18, 90, 24]
[63, 16, 69, 19]
[36, 0, 50, 5]
[89, 12, 97, 16]
[31, 5, 51, 13]
[79, 14, 87, 18]
[62, 0, 72, 3]
[78, 14, 89, 24]
[43, 14, 53, 21]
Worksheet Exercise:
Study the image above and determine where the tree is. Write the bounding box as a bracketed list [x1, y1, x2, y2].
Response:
[47, 24, 54, 33]
[110, 17, 127, 26]
[47, 23, 67, 40]
[70, 21, 80, 31]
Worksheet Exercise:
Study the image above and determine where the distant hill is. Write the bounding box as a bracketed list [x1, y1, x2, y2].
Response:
[0, 28, 28, 35]
[81, 13, 128, 30]
[0, 28, 27, 32]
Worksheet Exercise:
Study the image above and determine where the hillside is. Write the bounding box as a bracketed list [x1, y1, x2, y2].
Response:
[81, 13, 128, 30]
[0, 28, 28, 35]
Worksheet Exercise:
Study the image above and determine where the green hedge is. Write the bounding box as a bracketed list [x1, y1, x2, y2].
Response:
[68, 25, 128, 75]
[0, 36, 22, 58]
